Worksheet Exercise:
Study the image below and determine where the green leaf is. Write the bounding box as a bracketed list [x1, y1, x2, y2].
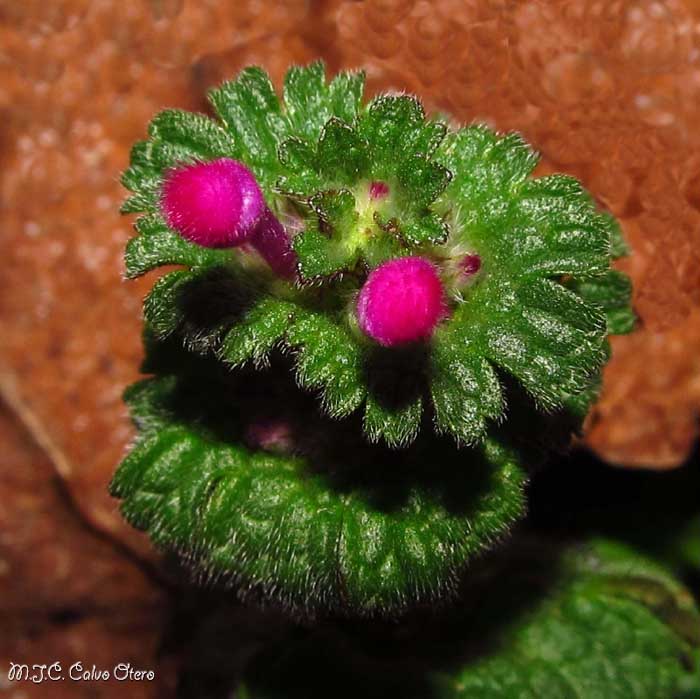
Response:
[219, 297, 296, 368]
[147, 109, 237, 160]
[280, 63, 367, 147]
[409, 119, 448, 157]
[608, 214, 630, 258]
[396, 154, 451, 209]
[235, 538, 700, 699]
[292, 228, 344, 279]
[275, 138, 322, 200]
[363, 392, 422, 448]
[568, 270, 635, 335]
[277, 137, 316, 173]
[286, 310, 366, 418]
[359, 95, 425, 173]
[208, 67, 285, 191]
[283, 61, 328, 141]
[276, 137, 320, 195]
[328, 69, 365, 125]
[399, 211, 449, 246]
[294, 190, 360, 279]
[445, 540, 700, 698]
[120, 192, 157, 214]
[317, 119, 369, 186]
[515, 177, 611, 278]
[430, 341, 503, 445]
[120, 141, 160, 212]
[143, 270, 194, 338]
[125, 214, 231, 278]
[311, 189, 358, 229]
[483, 304, 606, 412]
[111, 360, 526, 616]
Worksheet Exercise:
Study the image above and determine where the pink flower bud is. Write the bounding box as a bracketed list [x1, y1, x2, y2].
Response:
[357, 256, 445, 347]
[161, 158, 265, 248]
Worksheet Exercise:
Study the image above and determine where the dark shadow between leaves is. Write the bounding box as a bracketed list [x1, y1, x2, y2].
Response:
[361, 343, 429, 415]
[490, 370, 589, 476]
[169, 264, 262, 354]
[141, 333, 498, 521]
[167, 534, 565, 699]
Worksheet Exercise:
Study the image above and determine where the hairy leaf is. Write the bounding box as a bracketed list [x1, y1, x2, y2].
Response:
[121, 62, 634, 449]
[111, 355, 526, 616]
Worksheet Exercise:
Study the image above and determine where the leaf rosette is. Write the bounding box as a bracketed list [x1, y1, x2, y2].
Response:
[114, 62, 635, 614]
[121, 61, 633, 450]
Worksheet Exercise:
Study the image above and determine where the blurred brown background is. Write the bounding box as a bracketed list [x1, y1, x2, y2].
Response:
[1, 1, 699, 696]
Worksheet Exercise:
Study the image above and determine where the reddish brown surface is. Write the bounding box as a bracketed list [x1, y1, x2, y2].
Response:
[0, 399, 172, 697]
[1, 8, 700, 685]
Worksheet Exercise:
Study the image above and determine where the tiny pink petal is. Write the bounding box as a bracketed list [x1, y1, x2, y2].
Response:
[161, 158, 265, 248]
[460, 253, 482, 276]
[369, 180, 390, 200]
[357, 256, 445, 347]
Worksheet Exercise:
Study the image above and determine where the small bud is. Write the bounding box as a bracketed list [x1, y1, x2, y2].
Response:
[460, 253, 482, 276]
[357, 256, 445, 347]
[161, 158, 265, 248]
[369, 180, 390, 200]
[245, 418, 295, 454]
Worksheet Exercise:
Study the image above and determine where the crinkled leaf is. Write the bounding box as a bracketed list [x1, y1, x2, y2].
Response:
[431, 340, 503, 446]
[111, 362, 526, 616]
[568, 270, 635, 335]
[286, 310, 366, 418]
[397, 154, 451, 209]
[276, 137, 321, 195]
[294, 190, 360, 279]
[283, 62, 365, 144]
[328, 69, 365, 125]
[363, 393, 423, 449]
[292, 228, 346, 279]
[359, 95, 426, 174]
[283, 61, 328, 141]
[398, 211, 449, 246]
[147, 109, 237, 160]
[143, 270, 194, 338]
[208, 66, 285, 192]
[317, 118, 370, 186]
[219, 297, 296, 368]
[125, 214, 231, 278]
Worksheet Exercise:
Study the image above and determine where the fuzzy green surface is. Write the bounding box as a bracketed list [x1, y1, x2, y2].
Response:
[236, 539, 700, 698]
[116, 62, 635, 614]
[121, 62, 633, 451]
[110, 338, 525, 616]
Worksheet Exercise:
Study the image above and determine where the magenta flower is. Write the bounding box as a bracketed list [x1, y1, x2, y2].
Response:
[357, 256, 446, 347]
[161, 158, 265, 248]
